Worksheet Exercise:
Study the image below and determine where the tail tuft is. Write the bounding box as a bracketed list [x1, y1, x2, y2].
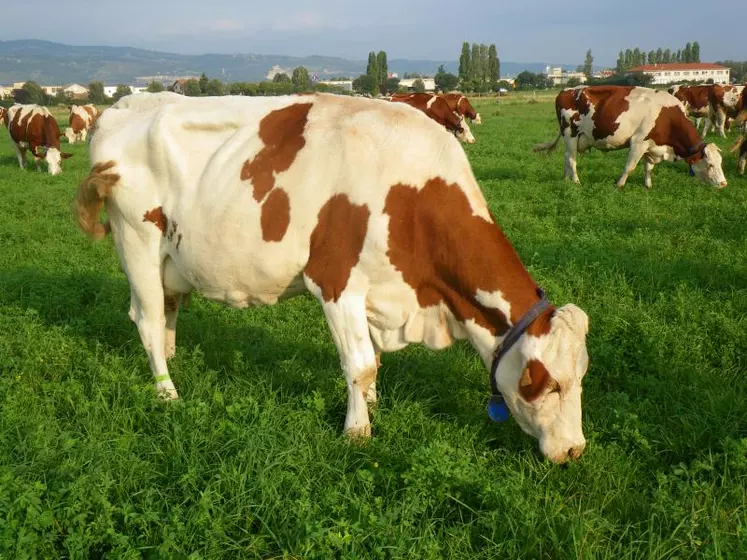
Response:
[73, 160, 120, 240]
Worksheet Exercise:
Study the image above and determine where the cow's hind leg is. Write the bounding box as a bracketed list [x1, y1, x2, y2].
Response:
[616, 143, 647, 188]
[306, 282, 378, 438]
[162, 256, 193, 360]
[564, 135, 580, 184]
[643, 158, 655, 189]
[13, 144, 26, 169]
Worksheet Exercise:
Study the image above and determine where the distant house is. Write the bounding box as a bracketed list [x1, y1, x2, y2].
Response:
[0, 85, 13, 99]
[626, 63, 730, 85]
[398, 78, 436, 92]
[63, 83, 89, 100]
[545, 66, 587, 86]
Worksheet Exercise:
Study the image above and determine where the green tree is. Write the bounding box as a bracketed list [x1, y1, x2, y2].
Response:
[146, 81, 165, 93]
[566, 76, 583, 87]
[205, 79, 225, 96]
[647, 50, 656, 65]
[663, 49, 672, 63]
[692, 41, 700, 63]
[19, 81, 47, 105]
[470, 43, 481, 83]
[199, 73, 209, 94]
[412, 79, 425, 93]
[624, 49, 633, 69]
[377, 51, 388, 88]
[366, 52, 380, 93]
[183, 79, 202, 96]
[352, 74, 375, 94]
[459, 42, 471, 82]
[584, 49, 594, 79]
[292, 66, 311, 91]
[479, 44, 489, 84]
[112, 84, 132, 102]
[676, 49, 682, 62]
[435, 66, 459, 92]
[272, 73, 290, 83]
[616, 51, 625, 73]
[656, 48, 663, 64]
[385, 77, 400, 94]
[683, 42, 693, 63]
[487, 44, 500, 86]
[88, 81, 106, 104]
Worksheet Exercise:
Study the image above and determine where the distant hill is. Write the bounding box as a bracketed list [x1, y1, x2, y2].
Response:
[0, 39, 564, 85]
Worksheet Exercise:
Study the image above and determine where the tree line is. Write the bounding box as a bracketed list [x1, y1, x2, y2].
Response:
[616, 42, 701, 72]
[459, 42, 500, 92]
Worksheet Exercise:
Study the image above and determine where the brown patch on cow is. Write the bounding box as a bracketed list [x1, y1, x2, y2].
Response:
[304, 194, 370, 302]
[240, 103, 312, 202]
[519, 359, 551, 401]
[143, 206, 168, 234]
[260, 188, 291, 242]
[176, 234, 183, 250]
[576, 86, 634, 140]
[9, 108, 64, 158]
[645, 105, 704, 161]
[385, 178, 553, 336]
[354, 366, 377, 399]
[69, 111, 86, 133]
[441, 93, 477, 120]
[556, 89, 581, 137]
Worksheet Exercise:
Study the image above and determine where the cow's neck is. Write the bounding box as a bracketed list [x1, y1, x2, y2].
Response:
[670, 115, 706, 161]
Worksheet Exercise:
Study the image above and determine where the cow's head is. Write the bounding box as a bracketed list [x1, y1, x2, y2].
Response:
[688, 143, 727, 188]
[44, 148, 73, 175]
[473, 113, 482, 125]
[494, 304, 590, 463]
[64, 127, 77, 143]
[455, 114, 475, 144]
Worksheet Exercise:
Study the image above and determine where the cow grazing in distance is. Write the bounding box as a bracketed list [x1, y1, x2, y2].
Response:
[534, 85, 727, 189]
[66, 104, 101, 143]
[709, 84, 745, 137]
[668, 84, 713, 136]
[0, 107, 7, 127]
[7, 104, 72, 175]
[389, 92, 475, 143]
[441, 93, 482, 124]
[74, 91, 591, 463]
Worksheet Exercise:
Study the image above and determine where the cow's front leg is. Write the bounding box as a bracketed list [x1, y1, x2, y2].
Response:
[564, 135, 580, 184]
[13, 144, 26, 169]
[306, 282, 378, 438]
[616, 143, 647, 188]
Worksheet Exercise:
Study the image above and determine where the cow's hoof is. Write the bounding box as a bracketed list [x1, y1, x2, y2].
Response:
[156, 386, 179, 401]
[346, 424, 372, 441]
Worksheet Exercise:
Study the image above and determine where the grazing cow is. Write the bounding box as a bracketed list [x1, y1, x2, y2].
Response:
[668, 84, 713, 136]
[534, 86, 727, 189]
[0, 107, 7, 127]
[7, 104, 72, 175]
[441, 93, 482, 124]
[709, 84, 745, 137]
[66, 103, 100, 143]
[389, 93, 475, 143]
[74, 91, 591, 463]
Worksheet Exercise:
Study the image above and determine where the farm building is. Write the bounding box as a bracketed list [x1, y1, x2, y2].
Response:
[545, 66, 587, 86]
[626, 63, 731, 85]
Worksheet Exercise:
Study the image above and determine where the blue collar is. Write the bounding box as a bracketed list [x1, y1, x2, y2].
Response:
[487, 288, 552, 422]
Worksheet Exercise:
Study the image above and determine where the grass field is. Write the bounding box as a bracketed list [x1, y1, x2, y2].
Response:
[1, 95, 747, 559]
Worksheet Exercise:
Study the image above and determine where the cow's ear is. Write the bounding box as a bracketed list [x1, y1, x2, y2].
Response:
[519, 359, 551, 401]
[61, 152, 73, 159]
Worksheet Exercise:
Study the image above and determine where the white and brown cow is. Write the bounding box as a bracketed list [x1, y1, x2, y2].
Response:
[440, 93, 482, 125]
[7, 104, 72, 175]
[65, 103, 100, 143]
[74, 91, 591, 463]
[709, 84, 745, 137]
[0, 106, 7, 127]
[534, 85, 727, 189]
[668, 84, 713, 136]
[389, 92, 475, 143]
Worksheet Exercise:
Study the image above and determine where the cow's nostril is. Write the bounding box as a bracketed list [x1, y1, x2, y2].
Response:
[568, 445, 584, 459]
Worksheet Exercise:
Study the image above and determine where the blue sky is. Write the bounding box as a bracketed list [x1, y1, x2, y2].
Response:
[3, 0, 743, 66]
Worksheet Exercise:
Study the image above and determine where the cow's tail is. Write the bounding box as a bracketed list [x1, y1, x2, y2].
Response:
[533, 133, 561, 153]
[730, 134, 745, 154]
[73, 160, 120, 240]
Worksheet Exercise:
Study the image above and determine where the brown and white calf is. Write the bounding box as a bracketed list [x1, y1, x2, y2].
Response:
[66, 103, 100, 143]
[440, 93, 482, 124]
[389, 93, 475, 143]
[7, 104, 72, 175]
[668, 84, 713, 136]
[534, 85, 727, 189]
[74, 91, 591, 463]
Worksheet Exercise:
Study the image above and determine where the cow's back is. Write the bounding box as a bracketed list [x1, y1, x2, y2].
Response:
[91, 93, 484, 304]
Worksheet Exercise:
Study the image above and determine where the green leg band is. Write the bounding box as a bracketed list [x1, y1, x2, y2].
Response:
[154, 374, 172, 384]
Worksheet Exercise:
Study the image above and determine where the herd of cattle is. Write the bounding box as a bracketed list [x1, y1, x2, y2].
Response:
[0, 84, 744, 464]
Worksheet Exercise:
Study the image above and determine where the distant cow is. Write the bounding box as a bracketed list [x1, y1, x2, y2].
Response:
[74, 91, 591, 463]
[390, 93, 475, 143]
[534, 85, 727, 189]
[7, 104, 72, 175]
[709, 84, 745, 137]
[441, 93, 482, 124]
[0, 107, 7, 127]
[66, 104, 100, 143]
[668, 84, 713, 136]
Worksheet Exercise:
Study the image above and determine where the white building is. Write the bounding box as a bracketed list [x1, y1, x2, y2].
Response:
[398, 78, 436, 92]
[626, 63, 730, 85]
[544, 66, 588, 86]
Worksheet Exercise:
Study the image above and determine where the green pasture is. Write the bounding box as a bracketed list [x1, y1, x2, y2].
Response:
[0, 95, 746, 558]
